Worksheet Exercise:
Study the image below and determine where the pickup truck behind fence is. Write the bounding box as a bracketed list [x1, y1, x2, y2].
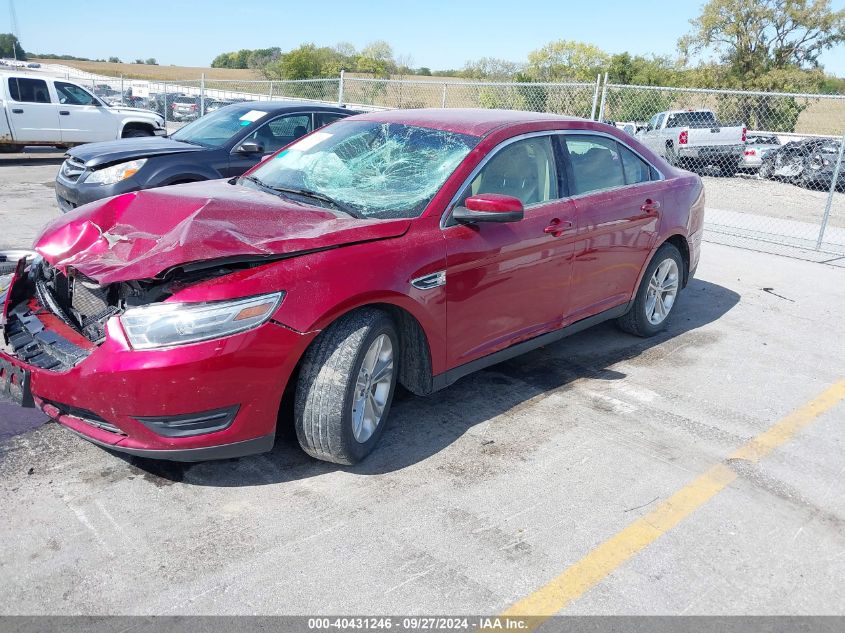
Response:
[636, 109, 746, 173]
[0, 72, 166, 151]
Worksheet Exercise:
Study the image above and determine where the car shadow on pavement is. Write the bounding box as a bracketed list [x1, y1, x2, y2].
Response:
[124, 278, 740, 486]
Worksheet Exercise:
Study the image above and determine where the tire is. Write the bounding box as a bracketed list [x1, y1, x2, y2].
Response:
[665, 143, 679, 167]
[617, 242, 684, 337]
[122, 127, 153, 138]
[758, 160, 773, 179]
[295, 308, 399, 465]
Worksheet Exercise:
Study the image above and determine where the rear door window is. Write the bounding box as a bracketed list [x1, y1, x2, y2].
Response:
[565, 135, 626, 195]
[8, 78, 51, 103]
[618, 144, 652, 185]
[315, 112, 347, 128]
[248, 114, 312, 153]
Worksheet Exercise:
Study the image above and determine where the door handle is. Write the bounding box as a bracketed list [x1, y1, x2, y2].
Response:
[543, 218, 573, 237]
[11, 108, 23, 114]
[59, 110, 70, 115]
[640, 199, 661, 213]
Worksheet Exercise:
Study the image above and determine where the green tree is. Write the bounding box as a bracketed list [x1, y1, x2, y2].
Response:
[526, 40, 609, 81]
[679, 0, 845, 130]
[145, 57, 157, 66]
[108, 56, 121, 63]
[355, 40, 396, 77]
[0, 33, 26, 60]
[462, 57, 522, 81]
[679, 0, 845, 86]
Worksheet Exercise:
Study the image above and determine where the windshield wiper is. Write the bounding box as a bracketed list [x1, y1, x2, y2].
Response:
[254, 181, 362, 219]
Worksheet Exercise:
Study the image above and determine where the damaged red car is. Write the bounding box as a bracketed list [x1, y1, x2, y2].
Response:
[0, 109, 704, 463]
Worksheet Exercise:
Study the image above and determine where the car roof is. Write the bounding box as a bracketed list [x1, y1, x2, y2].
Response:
[208, 100, 352, 115]
[351, 108, 580, 137]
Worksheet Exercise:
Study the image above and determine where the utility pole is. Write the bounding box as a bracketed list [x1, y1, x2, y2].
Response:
[9, 0, 19, 61]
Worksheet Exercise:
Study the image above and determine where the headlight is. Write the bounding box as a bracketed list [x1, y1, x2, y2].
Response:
[120, 292, 284, 350]
[86, 158, 147, 185]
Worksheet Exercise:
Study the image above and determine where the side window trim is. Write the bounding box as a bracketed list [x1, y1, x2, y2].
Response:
[441, 130, 663, 228]
[446, 133, 560, 225]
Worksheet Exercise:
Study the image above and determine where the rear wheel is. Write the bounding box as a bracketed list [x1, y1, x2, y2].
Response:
[665, 143, 679, 167]
[617, 243, 684, 337]
[295, 308, 398, 465]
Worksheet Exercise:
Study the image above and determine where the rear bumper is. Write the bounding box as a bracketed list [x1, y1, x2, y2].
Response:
[678, 145, 744, 161]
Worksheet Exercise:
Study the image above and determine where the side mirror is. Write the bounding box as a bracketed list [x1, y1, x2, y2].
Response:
[452, 193, 524, 224]
[236, 140, 264, 154]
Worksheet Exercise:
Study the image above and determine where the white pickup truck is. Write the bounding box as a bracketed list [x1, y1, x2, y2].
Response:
[0, 73, 165, 152]
[636, 109, 746, 172]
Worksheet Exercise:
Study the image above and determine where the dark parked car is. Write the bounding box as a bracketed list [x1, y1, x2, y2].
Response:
[54, 101, 353, 212]
[149, 92, 185, 118]
[172, 95, 202, 122]
[7, 109, 703, 463]
[759, 137, 844, 189]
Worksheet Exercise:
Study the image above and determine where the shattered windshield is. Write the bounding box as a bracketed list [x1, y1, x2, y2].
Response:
[170, 105, 271, 148]
[244, 120, 479, 219]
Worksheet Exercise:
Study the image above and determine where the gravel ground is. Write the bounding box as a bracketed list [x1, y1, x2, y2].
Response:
[702, 174, 845, 228]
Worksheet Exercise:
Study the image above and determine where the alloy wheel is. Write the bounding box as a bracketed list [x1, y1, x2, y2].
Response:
[351, 334, 394, 443]
[645, 259, 679, 325]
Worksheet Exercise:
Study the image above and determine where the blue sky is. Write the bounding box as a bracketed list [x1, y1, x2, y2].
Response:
[8, 0, 845, 76]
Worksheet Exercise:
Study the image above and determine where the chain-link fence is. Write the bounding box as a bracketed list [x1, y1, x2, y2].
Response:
[53, 66, 845, 260]
[599, 83, 845, 258]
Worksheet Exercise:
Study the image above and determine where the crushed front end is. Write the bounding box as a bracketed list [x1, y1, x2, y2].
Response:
[1, 257, 312, 461]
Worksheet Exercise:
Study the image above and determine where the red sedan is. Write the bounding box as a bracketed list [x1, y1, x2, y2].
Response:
[0, 109, 704, 463]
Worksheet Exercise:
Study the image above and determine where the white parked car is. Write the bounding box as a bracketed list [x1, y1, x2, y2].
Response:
[739, 133, 781, 171]
[637, 108, 746, 173]
[0, 73, 165, 152]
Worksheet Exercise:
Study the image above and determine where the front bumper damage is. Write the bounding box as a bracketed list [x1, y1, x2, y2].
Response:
[1, 259, 314, 461]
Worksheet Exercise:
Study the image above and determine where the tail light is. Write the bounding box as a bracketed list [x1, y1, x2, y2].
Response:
[678, 130, 688, 145]
[191, 104, 197, 111]
[742, 127, 747, 142]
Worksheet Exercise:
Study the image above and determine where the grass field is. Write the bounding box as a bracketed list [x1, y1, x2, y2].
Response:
[31, 59, 263, 81]
[42, 60, 843, 135]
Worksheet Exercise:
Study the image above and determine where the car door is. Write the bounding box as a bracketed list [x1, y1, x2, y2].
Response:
[443, 134, 577, 368]
[54, 81, 115, 143]
[5, 77, 60, 143]
[226, 112, 314, 177]
[562, 134, 662, 322]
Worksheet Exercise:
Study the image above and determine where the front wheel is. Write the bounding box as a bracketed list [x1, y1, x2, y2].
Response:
[122, 127, 154, 138]
[617, 243, 684, 337]
[295, 308, 399, 465]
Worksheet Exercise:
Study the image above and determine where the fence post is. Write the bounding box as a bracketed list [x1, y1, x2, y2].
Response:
[269, 81, 274, 99]
[441, 83, 448, 108]
[200, 73, 205, 116]
[338, 69, 345, 106]
[590, 74, 601, 120]
[120, 75, 124, 105]
[597, 72, 609, 122]
[815, 129, 845, 251]
[163, 81, 168, 129]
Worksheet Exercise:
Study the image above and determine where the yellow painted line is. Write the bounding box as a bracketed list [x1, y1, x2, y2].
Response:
[496, 377, 845, 629]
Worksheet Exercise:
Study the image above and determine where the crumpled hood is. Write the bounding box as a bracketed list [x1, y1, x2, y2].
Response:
[34, 180, 410, 284]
